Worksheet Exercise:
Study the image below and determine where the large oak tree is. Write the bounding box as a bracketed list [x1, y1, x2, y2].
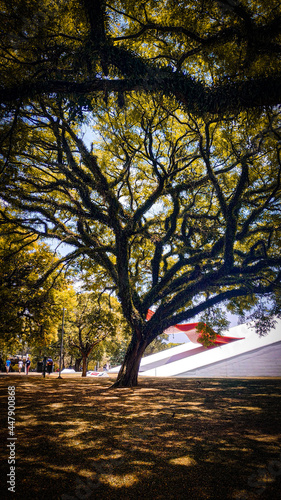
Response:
[0, 94, 280, 386]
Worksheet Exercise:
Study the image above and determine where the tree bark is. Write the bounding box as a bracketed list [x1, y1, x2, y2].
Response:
[112, 335, 147, 388]
[82, 355, 87, 377]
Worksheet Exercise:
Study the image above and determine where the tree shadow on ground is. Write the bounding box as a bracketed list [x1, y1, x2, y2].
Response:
[0, 376, 281, 499]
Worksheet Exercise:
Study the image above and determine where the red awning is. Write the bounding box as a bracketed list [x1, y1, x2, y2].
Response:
[146, 309, 244, 345]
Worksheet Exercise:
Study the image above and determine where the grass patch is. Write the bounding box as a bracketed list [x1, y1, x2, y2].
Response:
[0, 375, 281, 499]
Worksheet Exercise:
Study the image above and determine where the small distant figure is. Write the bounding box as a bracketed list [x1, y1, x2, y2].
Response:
[5, 358, 11, 374]
[46, 357, 53, 375]
[18, 359, 23, 373]
[25, 357, 31, 375]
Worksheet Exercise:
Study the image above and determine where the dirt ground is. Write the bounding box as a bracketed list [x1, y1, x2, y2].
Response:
[0, 374, 281, 500]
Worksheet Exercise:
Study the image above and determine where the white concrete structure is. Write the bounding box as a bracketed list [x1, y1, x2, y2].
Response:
[109, 318, 281, 378]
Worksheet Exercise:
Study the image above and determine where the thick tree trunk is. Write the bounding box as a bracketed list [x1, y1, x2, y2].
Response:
[112, 336, 147, 388]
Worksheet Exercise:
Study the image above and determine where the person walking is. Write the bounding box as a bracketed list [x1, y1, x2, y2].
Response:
[18, 359, 23, 373]
[25, 357, 31, 375]
[46, 357, 53, 375]
[5, 358, 11, 373]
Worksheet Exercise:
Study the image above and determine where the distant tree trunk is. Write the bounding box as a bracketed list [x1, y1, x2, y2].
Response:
[82, 354, 87, 377]
[75, 357, 82, 372]
[112, 334, 147, 388]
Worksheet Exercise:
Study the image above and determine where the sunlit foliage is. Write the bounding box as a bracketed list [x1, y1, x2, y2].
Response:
[0, 214, 75, 352]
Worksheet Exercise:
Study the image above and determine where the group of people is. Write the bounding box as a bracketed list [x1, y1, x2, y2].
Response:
[4, 356, 54, 375]
[5, 357, 31, 374]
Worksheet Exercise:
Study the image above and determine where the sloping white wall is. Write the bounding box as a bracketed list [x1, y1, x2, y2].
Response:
[176, 342, 281, 377]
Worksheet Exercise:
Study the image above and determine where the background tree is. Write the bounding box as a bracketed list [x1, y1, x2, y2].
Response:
[0, 94, 280, 386]
[0, 212, 75, 354]
[65, 292, 128, 376]
[144, 333, 173, 356]
[105, 338, 130, 368]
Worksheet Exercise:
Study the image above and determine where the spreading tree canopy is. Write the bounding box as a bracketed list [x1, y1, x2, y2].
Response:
[0, 94, 280, 385]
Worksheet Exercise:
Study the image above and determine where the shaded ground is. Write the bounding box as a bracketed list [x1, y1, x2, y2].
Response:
[0, 375, 281, 500]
